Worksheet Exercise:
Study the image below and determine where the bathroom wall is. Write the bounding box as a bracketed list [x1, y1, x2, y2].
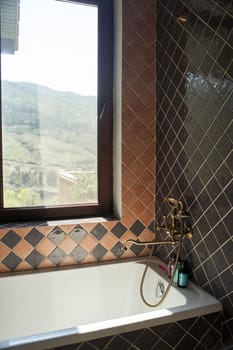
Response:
[0, 0, 156, 272]
[155, 0, 232, 348]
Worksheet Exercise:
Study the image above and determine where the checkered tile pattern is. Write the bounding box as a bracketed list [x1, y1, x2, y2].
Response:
[155, 0, 233, 348]
[0, 222, 154, 271]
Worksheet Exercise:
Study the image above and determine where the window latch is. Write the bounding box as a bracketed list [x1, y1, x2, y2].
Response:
[99, 103, 106, 120]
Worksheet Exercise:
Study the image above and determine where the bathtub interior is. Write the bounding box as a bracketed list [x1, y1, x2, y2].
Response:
[0, 257, 222, 349]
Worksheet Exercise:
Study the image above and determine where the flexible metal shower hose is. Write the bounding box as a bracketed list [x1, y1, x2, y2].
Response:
[139, 234, 183, 307]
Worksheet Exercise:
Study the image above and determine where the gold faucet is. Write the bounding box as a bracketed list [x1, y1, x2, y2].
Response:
[122, 238, 177, 251]
[157, 197, 193, 240]
[122, 197, 192, 251]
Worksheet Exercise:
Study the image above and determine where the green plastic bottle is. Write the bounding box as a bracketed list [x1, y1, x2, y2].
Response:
[173, 257, 181, 284]
[178, 260, 189, 288]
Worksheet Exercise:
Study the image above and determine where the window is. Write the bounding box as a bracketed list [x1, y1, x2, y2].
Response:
[0, 0, 113, 223]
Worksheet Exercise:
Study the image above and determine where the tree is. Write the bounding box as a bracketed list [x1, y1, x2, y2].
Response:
[16, 188, 42, 206]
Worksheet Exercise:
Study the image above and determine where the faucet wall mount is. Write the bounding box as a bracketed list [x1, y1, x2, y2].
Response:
[157, 197, 193, 241]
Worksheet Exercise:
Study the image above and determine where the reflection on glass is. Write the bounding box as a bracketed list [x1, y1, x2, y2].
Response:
[1, 0, 98, 207]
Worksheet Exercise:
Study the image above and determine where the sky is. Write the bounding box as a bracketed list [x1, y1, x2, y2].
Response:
[1, 0, 98, 96]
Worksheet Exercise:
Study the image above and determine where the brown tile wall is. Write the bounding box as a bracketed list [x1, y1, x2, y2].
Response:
[0, 0, 156, 273]
[155, 0, 233, 348]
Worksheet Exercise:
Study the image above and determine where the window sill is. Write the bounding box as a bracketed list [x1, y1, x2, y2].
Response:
[0, 215, 119, 230]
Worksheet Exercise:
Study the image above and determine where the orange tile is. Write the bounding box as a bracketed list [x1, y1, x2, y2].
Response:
[141, 28, 155, 46]
[138, 229, 155, 242]
[141, 6, 155, 26]
[139, 190, 154, 207]
[80, 234, 98, 253]
[100, 233, 118, 250]
[101, 251, 116, 262]
[147, 202, 155, 214]
[120, 230, 136, 243]
[15, 260, 32, 272]
[59, 255, 76, 267]
[99, 221, 116, 232]
[0, 242, 10, 261]
[59, 224, 76, 234]
[123, 44, 138, 64]
[13, 239, 34, 259]
[140, 105, 155, 126]
[58, 236, 77, 255]
[129, 160, 147, 179]
[123, 86, 146, 115]
[82, 254, 97, 265]
[141, 247, 152, 256]
[121, 208, 137, 227]
[140, 129, 155, 148]
[129, 137, 145, 159]
[0, 263, 10, 273]
[140, 149, 155, 169]
[122, 127, 138, 149]
[123, 169, 137, 190]
[11, 227, 32, 238]
[37, 239, 56, 257]
[121, 248, 136, 259]
[0, 229, 12, 239]
[122, 183, 128, 194]
[140, 67, 155, 87]
[122, 190, 137, 209]
[130, 180, 147, 197]
[122, 147, 136, 167]
[130, 200, 146, 217]
[138, 209, 154, 226]
[132, 15, 147, 33]
[147, 183, 155, 196]
[146, 159, 156, 173]
[80, 222, 96, 232]
[140, 45, 155, 67]
[122, 106, 137, 126]
[35, 226, 53, 236]
[129, 55, 148, 78]
[139, 169, 154, 186]
[38, 258, 56, 269]
[122, 163, 130, 177]
[130, 117, 147, 138]
[129, 75, 147, 98]
[122, 60, 137, 85]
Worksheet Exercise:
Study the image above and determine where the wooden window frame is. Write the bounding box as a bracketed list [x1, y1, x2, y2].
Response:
[0, 0, 113, 223]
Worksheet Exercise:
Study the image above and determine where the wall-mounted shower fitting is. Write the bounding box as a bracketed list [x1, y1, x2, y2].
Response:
[157, 197, 192, 241]
[176, 14, 188, 24]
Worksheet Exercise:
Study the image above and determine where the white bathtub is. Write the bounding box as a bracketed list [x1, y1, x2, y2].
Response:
[0, 257, 222, 350]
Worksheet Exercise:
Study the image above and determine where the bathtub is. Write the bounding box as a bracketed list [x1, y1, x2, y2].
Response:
[0, 256, 221, 350]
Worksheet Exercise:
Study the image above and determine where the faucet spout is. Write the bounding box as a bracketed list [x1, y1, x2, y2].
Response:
[122, 238, 177, 251]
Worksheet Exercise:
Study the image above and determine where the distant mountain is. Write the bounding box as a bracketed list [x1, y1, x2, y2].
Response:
[2, 80, 97, 171]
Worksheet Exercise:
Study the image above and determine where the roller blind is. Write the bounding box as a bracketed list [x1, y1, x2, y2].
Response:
[0, 0, 20, 54]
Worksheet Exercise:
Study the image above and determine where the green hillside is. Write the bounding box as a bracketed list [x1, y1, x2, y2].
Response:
[2, 81, 98, 207]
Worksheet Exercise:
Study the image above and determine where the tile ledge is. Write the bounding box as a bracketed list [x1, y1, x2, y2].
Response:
[0, 215, 119, 230]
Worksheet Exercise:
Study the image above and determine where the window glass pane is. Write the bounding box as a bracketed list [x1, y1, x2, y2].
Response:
[1, 0, 98, 208]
